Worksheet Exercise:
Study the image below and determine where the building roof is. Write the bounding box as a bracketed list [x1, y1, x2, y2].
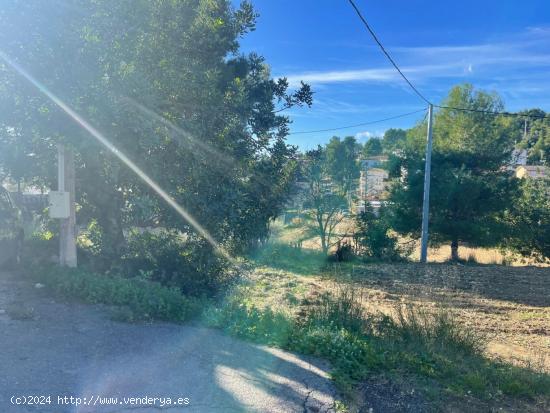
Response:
[367, 168, 389, 175]
[515, 165, 548, 179]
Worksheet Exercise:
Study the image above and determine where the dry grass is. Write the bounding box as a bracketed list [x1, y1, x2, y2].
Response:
[409, 243, 549, 267]
[347, 263, 550, 373]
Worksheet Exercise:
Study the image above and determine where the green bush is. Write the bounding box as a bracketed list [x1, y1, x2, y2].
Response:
[33, 266, 202, 322]
[302, 283, 373, 334]
[355, 206, 404, 261]
[120, 230, 235, 297]
[205, 298, 294, 346]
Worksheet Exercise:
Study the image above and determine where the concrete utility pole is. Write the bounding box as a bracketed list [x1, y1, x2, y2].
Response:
[58, 145, 77, 267]
[420, 104, 434, 263]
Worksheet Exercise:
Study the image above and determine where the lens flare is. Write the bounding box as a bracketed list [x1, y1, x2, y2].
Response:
[122, 97, 236, 171]
[0, 50, 232, 262]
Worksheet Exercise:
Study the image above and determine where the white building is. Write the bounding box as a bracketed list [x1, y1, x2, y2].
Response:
[358, 167, 389, 201]
[515, 165, 548, 180]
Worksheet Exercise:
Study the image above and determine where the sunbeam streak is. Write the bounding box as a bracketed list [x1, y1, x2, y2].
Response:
[0, 50, 232, 262]
[122, 97, 236, 171]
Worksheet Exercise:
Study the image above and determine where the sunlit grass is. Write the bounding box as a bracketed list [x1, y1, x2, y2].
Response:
[250, 242, 327, 276]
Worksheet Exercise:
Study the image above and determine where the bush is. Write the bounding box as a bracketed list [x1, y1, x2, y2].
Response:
[387, 304, 485, 355]
[205, 299, 294, 346]
[355, 206, 403, 261]
[20, 232, 58, 267]
[32, 266, 202, 322]
[302, 283, 372, 334]
[120, 230, 235, 297]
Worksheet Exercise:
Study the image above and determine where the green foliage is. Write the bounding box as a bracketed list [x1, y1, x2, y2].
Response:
[389, 85, 516, 260]
[250, 242, 326, 275]
[324, 136, 360, 193]
[503, 178, 550, 261]
[513, 109, 549, 163]
[386, 305, 485, 356]
[204, 294, 294, 346]
[362, 137, 383, 157]
[19, 230, 58, 269]
[381, 128, 407, 152]
[0, 0, 311, 266]
[120, 230, 236, 297]
[31, 266, 202, 322]
[301, 284, 372, 333]
[302, 147, 349, 255]
[355, 205, 402, 261]
[211, 277, 550, 404]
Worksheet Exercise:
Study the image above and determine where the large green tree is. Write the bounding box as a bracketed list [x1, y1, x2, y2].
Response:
[324, 136, 360, 195]
[503, 178, 550, 262]
[382, 128, 407, 152]
[0, 0, 312, 262]
[362, 137, 383, 157]
[389, 85, 516, 261]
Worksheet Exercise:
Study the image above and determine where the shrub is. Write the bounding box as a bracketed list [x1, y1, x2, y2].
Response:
[120, 230, 235, 297]
[386, 304, 485, 355]
[355, 206, 403, 261]
[32, 266, 202, 322]
[20, 232, 58, 268]
[205, 298, 294, 346]
[302, 283, 372, 334]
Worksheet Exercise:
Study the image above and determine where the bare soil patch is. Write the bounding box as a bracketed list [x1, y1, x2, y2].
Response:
[348, 263, 550, 372]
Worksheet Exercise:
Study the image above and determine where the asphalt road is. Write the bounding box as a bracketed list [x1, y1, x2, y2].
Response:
[0, 271, 337, 413]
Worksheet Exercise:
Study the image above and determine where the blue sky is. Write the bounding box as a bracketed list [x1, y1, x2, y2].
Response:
[234, 0, 550, 149]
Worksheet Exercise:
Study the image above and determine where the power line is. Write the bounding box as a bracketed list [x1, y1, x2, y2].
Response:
[288, 108, 426, 135]
[435, 105, 550, 120]
[346, 0, 432, 105]
[345, 0, 550, 120]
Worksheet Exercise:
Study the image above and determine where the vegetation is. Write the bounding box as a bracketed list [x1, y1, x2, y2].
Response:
[389, 85, 517, 260]
[355, 204, 403, 261]
[324, 136, 361, 195]
[504, 177, 550, 262]
[29, 265, 202, 323]
[119, 230, 236, 297]
[0, 1, 548, 411]
[514, 108, 550, 164]
[207, 263, 550, 408]
[0, 0, 312, 272]
[362, 137, 383, 157]
[301, 147, 349, 255]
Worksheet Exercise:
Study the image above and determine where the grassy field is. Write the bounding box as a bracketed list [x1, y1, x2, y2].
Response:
[206, 220, 550, 412]
[346, 262, 550, 373]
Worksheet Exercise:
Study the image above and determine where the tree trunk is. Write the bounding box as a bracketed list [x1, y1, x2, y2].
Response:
[320, 235, 328, 255]
[451, 239, 459, 261]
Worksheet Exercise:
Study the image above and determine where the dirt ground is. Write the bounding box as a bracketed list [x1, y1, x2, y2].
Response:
[346, 263, 550, 372]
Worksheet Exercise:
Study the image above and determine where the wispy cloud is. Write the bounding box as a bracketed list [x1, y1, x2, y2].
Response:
[355, 130, 373, 139]
[285, 63, 467, 87]
[355, 130, 386, 140]
[283, 26, 550, 88]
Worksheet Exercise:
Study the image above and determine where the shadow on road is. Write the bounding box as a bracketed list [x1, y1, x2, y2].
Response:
[0, 271, 337, 413]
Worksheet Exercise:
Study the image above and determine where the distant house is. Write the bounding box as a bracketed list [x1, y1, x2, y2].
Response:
[356, 200, 385, 215]
[366, 168, 389, 194]
[515, 165, 549, 180]
[358, 167, 389, 202]
[510, 149, 528, 167]
[360, 155, 388, 171]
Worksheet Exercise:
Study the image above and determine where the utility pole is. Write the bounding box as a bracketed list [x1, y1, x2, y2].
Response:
[420, 104, 434, 263]
[58, 144, 77, 267]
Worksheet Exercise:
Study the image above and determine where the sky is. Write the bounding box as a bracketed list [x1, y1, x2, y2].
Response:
[233, 0, 550, 149]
